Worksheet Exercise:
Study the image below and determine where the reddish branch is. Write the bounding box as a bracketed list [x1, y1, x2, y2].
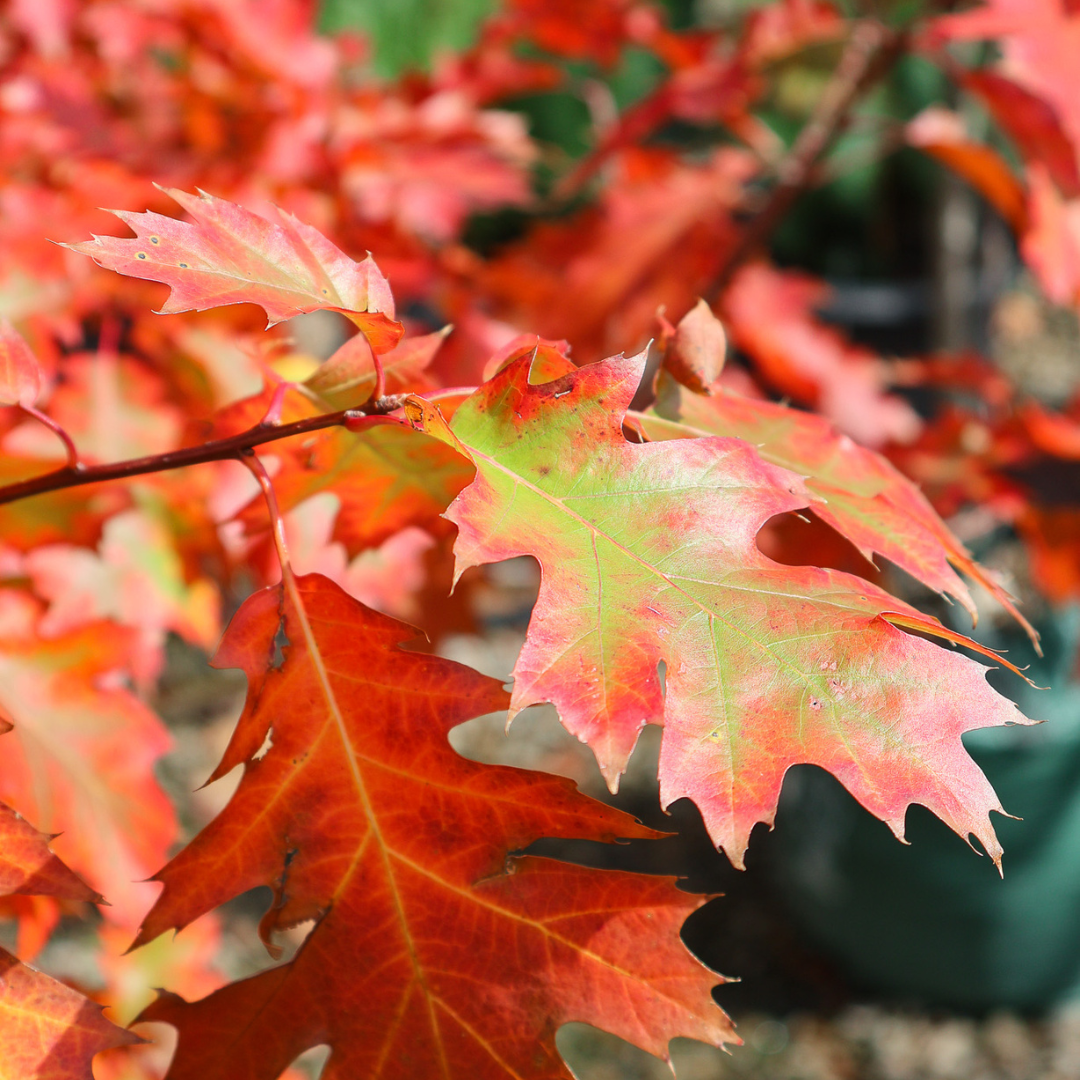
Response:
[709, 19, 908, 297]
[0, 397, 407, 508]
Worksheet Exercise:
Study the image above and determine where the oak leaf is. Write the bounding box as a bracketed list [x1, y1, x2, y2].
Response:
[0, 945, 139, 1080]
[411, 352, 1035, 868]
[68, 188, 403, 351]
[134, 573, 731, 1079]
[0, 799, 100, 905]
[643, 367, 1038, 645]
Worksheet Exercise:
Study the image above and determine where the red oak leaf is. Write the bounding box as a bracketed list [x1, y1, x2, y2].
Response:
[67, 188, 403, 351]
[410, 352, 1035, 868]
[643, 363, 1038, 645]
[0, 799, 100, 904]
[0, 945, 139, 1080]
[133, 573, 732, 1079]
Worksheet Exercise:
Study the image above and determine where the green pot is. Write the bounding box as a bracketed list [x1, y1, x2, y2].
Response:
[772, 608, 1080, 1011]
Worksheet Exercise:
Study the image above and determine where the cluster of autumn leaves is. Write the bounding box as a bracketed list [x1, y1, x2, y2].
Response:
[4, 0, 1080, 1077]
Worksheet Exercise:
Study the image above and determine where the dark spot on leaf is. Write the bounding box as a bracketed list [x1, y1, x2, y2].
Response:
[179, 262, 189, 268]
[149, 236, 160, 244]
[136, 252, 147, 259]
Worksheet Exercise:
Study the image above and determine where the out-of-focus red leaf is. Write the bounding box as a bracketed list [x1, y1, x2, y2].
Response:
[0, 320, 42, 409]
[3, 352, 182, 465]
[1016, 506, 1080, 601]
[906, 107, 1028, 232]
[0, 591, 176, 923]
[474, 149, 750, 366]
[1019, 401, 1080, 459]
[1021, 163, 1080, 305]
[960, 69, 1080, 197]
[932, 0, 1080, 170]
[24, 508, 220, 685]
[740, 0, 845, 66]
[721, 263, 921, 447]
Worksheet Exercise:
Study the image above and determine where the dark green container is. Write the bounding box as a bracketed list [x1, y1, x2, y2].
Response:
[772, 608, 1080, 1011]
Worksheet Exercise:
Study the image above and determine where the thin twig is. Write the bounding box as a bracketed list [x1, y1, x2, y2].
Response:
[708, 19, 907, 299]
[240, 450, 294, 578]
[0, 402, 402, 508]
[18, 405, 82, 471]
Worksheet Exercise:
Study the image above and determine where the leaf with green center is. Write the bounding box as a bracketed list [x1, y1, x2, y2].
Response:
[134, 574, 732, 1079]
[411, 353, 1035, 868]
[66, 188, 403, 350]
[641, 370, 1039, 647]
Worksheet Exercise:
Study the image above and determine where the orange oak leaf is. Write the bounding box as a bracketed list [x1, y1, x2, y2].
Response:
[67, 188, 404, 351]
[0, 319, 42, 409]
[204, 383, 471, 558]
[642, 365, 1038, 646]
[412, 352, 1035, 868]
[0, 799, 100, 905]
[133, 573, 732, 1079]
[0, 945, 139, 1080]
[250, 423, 474, 559]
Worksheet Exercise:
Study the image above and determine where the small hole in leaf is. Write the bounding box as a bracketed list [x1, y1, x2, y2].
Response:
[179, 262, 189, 268]
[149, 236, 160, 244]
[136, 252, 147, 259]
